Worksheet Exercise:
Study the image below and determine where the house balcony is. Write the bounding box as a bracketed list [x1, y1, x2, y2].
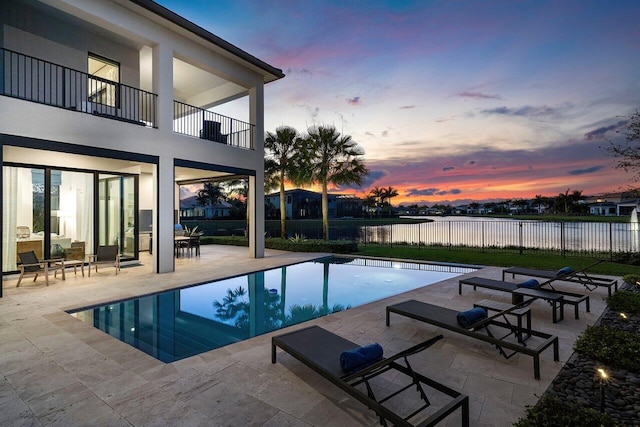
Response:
[1, 48, 157, 128]
[1, 48, 256, 150]
[173, 101, 254, 150]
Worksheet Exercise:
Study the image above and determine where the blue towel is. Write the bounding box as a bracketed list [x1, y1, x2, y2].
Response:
[340, 343, 384, 373]
[556, 267, 574, 277]
[517, 278, 539, 288]
[457, 307, 487, 328]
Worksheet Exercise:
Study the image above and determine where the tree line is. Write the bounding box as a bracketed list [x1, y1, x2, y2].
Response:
[192, 110, 640, 236]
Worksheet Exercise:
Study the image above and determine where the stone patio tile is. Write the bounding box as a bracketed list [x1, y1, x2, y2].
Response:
[187, 381, 247, 419]
[88, 372, 150, 403]
[244, 371, 325, 418]
[478, 395, 527, 426]
[39, 395, 131, 427]
[107, 382, 177, 422]
[159, 367, 220, 403]
[0, 374, 20, 406]
[0, 343, 46, 376]
[0, 394, 42, 427]
[7, 360, 77, 402]
[25, 381, 94, 418]
[299, 396, 379, 426]
[208, 394, 280, 427]
[261, 411, 312, 427]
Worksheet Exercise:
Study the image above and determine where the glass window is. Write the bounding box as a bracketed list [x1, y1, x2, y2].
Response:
[88, 53, 119, 107]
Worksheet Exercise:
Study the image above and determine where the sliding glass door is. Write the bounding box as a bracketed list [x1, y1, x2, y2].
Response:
[98, 175, 136, 259]
[2, 166, 94, 272]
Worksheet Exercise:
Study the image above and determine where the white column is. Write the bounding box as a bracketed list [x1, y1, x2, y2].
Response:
[152, 43, 175, 272]
[155, 155, 175, 273]
[152, 43, 173, 133]
[249, 83, 265, 258]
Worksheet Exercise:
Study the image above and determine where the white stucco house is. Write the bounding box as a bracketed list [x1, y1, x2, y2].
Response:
[1, 0, 284, 296]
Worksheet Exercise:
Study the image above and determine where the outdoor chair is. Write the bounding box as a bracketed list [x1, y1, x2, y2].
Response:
[272, 325, 469, 426]
[386, 300, 559, 380]
[502, 264, 618, 297]
[16, 251, 65, 287]
[188, 235, 200, 257]
[459, 276, 590, 322]
[87, 245, 121, 277]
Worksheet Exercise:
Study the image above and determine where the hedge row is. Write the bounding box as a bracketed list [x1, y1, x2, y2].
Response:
[573, 325, 640, 372]
[606, 290, 640, 315]
[200, 236, 358, 254]
[514, 395, 616, 427]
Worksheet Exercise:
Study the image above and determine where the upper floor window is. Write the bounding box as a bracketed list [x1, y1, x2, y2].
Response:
[88, 53, 120, 107]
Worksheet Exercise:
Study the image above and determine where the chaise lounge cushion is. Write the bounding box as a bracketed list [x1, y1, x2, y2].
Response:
[456, 307, 487, 327]
[340, 343, 384, 373]
[556, 267, 574, 276]
[517, 278, 540, 288]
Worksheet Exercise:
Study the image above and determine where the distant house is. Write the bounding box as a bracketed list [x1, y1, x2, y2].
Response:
[180, 196, 231, 219]
[589, 202, 617, 216]
[265, 189, 362, 219]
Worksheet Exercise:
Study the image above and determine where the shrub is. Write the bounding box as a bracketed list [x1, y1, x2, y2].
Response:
[613, 252, 640, 266]
[573, 326, 640, 372]
[606, 290, 640, 315]
[622, 273, 640, 288]
[201, 236, 248, 247]
[265, 238, 358, 254]
[513, 394, 617, 427]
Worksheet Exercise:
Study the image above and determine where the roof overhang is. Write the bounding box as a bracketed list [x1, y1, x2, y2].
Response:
[127, 0, 285, 84]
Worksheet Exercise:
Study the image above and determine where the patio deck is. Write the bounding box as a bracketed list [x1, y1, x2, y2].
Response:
[1, 245, 613, 426]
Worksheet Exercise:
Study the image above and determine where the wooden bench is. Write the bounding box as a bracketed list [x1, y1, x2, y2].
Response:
[473, 299, 531, 343]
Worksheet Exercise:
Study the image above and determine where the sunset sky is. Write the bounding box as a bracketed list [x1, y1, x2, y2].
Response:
[161, 0, 640, 206]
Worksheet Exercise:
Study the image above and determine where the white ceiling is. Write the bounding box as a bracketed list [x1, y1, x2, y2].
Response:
[173, 58, 246, 106]
[4, 146, 237, 183]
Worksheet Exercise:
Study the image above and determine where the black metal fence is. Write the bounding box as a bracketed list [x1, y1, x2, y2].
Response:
[1, 48, 157, 127]
[173, 101, 254, 149]
[264, 220, 638, 259]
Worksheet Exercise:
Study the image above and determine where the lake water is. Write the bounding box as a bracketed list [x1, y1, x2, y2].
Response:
[360, 216, 639, 253]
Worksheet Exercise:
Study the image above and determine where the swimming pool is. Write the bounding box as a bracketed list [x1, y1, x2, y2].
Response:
[69, 256, 474, 362]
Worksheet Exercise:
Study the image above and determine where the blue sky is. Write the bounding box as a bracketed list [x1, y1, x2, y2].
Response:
[160, 0, 640, 205]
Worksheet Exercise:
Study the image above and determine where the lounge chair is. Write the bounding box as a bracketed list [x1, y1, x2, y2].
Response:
[459, 277, 590, 322]
[87, 245, 121, 277]
[386, 300, 559, 380]
[502, 265, 618, 297]
[16, 251, 65, 287]
[272, 325, 469, 427]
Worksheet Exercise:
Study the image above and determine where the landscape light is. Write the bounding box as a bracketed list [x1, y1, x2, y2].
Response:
[620, 312, 628, 320]
[597, 368, 608, 380]
[597, 368, 610, 413]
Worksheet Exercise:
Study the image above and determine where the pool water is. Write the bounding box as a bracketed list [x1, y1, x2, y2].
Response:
[69, 256, 474, 362]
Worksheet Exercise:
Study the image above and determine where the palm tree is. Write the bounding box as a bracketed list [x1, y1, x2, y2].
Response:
[369, 186, 385, 217]
[362, 194, 377, 218]
[302, 126, 368, 240]
[381, 186, 399, 217]
[196, 183, 224, 214]
[265, 126, 304, 238]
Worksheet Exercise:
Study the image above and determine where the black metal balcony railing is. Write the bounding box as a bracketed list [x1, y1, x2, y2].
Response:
[173, 100, 254, 150]
[1, 48, 157, 128]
